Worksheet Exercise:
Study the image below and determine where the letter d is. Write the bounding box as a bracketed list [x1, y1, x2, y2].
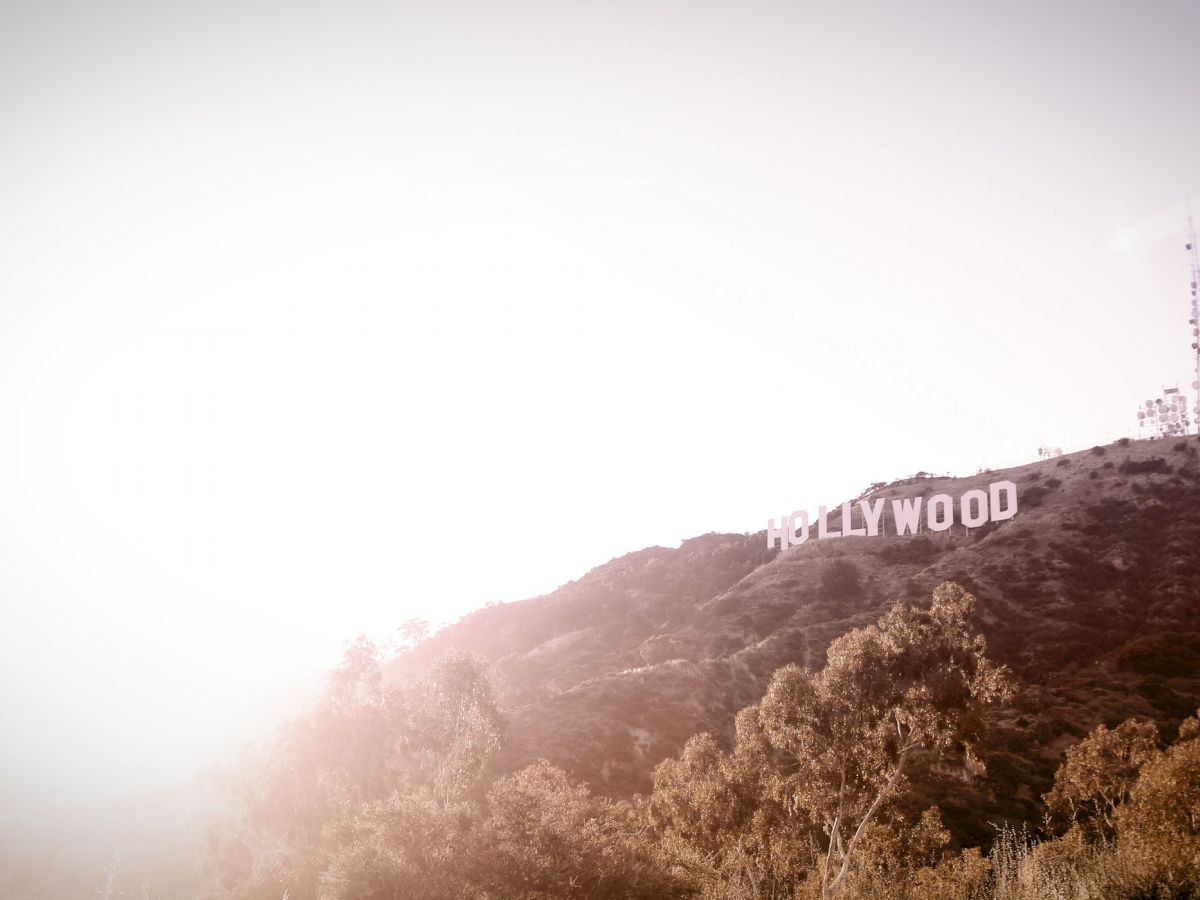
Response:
[989, 481, 1018, 522]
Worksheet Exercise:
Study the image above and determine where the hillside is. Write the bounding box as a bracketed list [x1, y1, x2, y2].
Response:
[387, 436, 1200, 847]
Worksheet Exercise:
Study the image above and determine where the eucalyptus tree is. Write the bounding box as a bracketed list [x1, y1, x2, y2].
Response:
[1044, 718, 1160, 838]
[757, 581, 1010, 899]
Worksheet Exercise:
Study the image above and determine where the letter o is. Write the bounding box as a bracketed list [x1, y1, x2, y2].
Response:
[788, 510, 810, 546]
[927, 494, 954, 532]
[960, 489, 989, 528]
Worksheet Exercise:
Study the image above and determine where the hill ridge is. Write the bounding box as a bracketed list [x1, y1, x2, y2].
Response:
[388, 436, 1200, 845]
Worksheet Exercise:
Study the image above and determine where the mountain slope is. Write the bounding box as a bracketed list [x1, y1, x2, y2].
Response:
[388, 436, 1200, 846]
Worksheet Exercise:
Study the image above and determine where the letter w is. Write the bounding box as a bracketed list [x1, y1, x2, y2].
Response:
[891, 497, 922, 536]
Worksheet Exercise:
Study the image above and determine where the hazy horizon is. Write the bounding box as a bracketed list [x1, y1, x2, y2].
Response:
[3, 0, 1200, 811]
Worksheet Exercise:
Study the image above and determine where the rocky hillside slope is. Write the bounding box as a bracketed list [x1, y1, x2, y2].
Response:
[388, 436, 1200, 846]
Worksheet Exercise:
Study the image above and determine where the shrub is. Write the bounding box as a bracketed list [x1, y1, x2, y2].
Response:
[1118, 457, 1172, 475]
[1022, 484, 1049, 508]
[1115, 633, 1200, 678]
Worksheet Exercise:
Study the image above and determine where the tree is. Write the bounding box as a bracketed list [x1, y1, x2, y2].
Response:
[1044, 718, 1159, 838]
[831, 806, 990, 900]
[318, 791, 481, 900]
[756, 581, 1010, 899]
[1115, 708, 1200, 892]
[479, 760, 690, 899]
[398, 618, 431, 650]
[650, 707, 817, 897]
[210, 644, 503, 900]
[409, 653, 505, 802]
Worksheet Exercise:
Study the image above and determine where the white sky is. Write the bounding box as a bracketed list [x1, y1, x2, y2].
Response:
[2, 0, 1199, 806]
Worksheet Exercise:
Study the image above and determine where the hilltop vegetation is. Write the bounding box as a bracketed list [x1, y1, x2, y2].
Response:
[205, 581, 1200, 899]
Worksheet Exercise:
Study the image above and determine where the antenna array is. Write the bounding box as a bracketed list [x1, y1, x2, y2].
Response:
[1188, 217, 1200, 425]
[1138, 387, 1190, 438]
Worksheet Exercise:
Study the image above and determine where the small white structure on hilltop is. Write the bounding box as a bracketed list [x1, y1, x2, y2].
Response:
[1037, 446, 1063, 460]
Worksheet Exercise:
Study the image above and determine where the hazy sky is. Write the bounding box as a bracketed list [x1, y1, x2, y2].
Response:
[2, 0, 1199, 805]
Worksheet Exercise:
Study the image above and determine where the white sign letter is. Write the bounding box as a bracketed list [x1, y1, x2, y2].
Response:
[989, 481, 1018, 522]
[841, 502, 866, 537]
[892, 497, 923, 536]
[788, 510, 810, 546]
[859, 498, 885, 537]
[767, 516, 790, 549]
[818, 505, 842, 539]
[960, 489, 989, 528]
[927, 494, 954, 532]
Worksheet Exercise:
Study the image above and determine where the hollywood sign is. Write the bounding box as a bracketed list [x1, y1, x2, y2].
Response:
[767, 481, 1018, 549]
